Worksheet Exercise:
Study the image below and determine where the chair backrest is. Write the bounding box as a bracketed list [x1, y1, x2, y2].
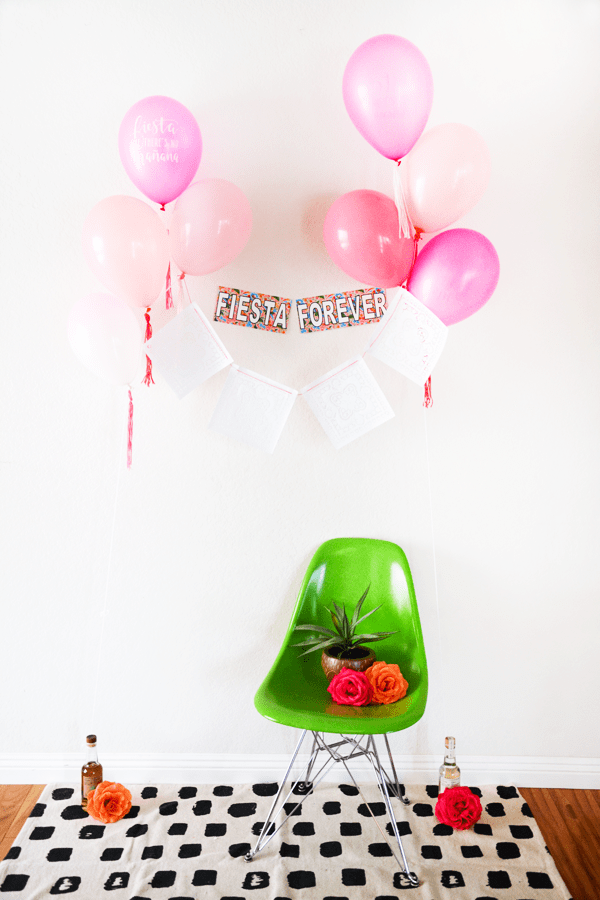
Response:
[281, 537, 427, 691]
[254, 537, 427, 736]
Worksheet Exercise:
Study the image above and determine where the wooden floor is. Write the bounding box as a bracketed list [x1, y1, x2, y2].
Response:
[1, 785, 599, 898]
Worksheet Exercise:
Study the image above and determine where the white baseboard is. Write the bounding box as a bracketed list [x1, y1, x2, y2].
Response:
[1, 752, 599, 789]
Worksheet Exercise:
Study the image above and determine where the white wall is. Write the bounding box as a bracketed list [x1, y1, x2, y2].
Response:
[1, 0, 599, 787]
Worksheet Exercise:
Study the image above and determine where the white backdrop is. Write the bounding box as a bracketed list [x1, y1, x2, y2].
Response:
[1, 0, 599, 787]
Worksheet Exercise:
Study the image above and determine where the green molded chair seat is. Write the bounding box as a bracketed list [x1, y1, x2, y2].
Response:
[254, 537, 428, 734]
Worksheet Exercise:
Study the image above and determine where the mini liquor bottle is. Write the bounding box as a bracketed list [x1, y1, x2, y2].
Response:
[81, 734, 103, 808]
[438, 736, 460, 794]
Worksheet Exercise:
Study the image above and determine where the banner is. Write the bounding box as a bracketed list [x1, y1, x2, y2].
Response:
[296, 288, 386, 333]
[214, 287, 290, 333]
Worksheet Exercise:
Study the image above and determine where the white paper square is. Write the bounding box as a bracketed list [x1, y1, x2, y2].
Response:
[367, 288, 447, 385]
[209, 365, 297, 453]
[301, 357, 394, 449]
[146, 303, 233, 399]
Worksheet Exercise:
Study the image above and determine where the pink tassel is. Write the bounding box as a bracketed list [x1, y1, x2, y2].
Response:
[165, 262, 173, 310]
[127, 389, 133, 469]
[143, 354, 154, 387]
[423, 376, 433, 408]
[144, 307, 152, 342]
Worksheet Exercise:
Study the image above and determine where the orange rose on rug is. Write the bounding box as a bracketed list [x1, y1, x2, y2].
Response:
[86, 782, 132, 824]
[365, 661, 408, 704]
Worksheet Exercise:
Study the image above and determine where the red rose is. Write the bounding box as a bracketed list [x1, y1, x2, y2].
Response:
[327, 667, 373, 706]
[435, 785, 482, 830]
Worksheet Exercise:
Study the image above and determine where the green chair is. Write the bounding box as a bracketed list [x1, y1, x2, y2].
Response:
[246, 537, 428, 886]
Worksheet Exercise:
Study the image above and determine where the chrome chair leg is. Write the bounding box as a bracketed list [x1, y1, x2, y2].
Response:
[245, 730, 418, 886]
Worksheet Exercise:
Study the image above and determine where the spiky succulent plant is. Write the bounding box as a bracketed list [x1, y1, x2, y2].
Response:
[293, 585, 398, 658]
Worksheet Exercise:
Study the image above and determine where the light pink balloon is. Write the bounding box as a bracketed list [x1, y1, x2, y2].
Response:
[82, 195, 169, 308]
[324, 190, 415, 287]
[118, 96, 202, 207]
[169, 179, 253, 276]
[408, 228, 500, 325]
[403, 123, 491, 234]
[67, 293, 143, 386]
[343, 34, 433, 161]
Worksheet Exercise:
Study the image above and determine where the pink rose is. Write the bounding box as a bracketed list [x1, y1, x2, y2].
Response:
[435, 785, 482, 830]
[327, 667, 373, 706]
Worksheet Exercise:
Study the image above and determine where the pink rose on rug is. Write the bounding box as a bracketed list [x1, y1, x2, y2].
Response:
[327, 667, 373, 706]
[86, 782, 132, 824]
[435, 785, 482, 830]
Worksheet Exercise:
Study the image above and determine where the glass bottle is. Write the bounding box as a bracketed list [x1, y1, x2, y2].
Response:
[81, 734, 103, 808]
[438, 736, 460, 794]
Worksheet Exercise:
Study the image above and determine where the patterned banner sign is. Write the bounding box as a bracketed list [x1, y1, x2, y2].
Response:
[296, 288, 387, 333]
[214, 287, 290, 334]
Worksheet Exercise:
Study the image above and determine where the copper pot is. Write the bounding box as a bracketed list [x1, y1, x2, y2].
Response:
[321, 645, 376, 681]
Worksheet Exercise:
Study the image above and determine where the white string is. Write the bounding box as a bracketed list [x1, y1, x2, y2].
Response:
[422, 404, 448, 742]
[392, 163, 414, 240]
[88, 393, 128, 730]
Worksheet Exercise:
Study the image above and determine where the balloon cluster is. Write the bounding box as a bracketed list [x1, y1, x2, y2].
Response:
[68, 96, 252, 388]
[324, 35, 500, 326]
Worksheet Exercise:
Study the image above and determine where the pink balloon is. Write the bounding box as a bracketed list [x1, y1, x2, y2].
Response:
[82, 196, 169, 308]
[408, 228, 500, 325]
[169, 179, 253, 276]
[118, 96, 202, 207]
[343, 34, 433, 161]
[324, 190, 415, 287]
[403, 123, 491, 234]
[67, 293, 143, 386]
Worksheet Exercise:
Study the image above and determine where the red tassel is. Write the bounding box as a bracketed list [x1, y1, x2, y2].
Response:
[143, 354, 154, 387]
[165, 262, 173, 310]
[423, 376, 433, 408]
[144, 307, 152, 342]
[127, 389, 133, 469]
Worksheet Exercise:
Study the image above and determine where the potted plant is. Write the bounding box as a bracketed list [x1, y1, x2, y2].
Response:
[293, 585, 398, 680]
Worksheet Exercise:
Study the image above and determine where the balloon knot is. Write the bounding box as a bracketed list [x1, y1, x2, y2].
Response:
[159, 203, 166, 211]
[178, 272, 186, 281]
[414, 227, 424, 242]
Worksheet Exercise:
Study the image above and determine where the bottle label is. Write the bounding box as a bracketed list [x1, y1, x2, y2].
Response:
[82, 773, 102, 799]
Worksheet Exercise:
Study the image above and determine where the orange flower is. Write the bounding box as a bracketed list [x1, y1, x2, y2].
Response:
[86, 781, 132, 824]
[365, 661, 408, 704]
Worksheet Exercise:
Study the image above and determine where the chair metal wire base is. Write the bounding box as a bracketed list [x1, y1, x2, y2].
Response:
[244, 729, 419, 887]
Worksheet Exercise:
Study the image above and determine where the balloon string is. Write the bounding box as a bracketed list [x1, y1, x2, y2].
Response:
[422, 405, 448, 742]
[144, 308, 152, 342]
[392, 159, 414, 240]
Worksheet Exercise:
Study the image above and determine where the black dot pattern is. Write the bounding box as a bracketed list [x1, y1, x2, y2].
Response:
[0, 782, 569, 898]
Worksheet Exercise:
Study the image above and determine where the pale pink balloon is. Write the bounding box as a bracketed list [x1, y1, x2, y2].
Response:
[82, 196, 169, 308]
[67, 293, 143, 386]
[169, 179, 253, 276]
[343, 34, 433, 161]
[324, 190, 415, 287]
[118, 96, 202, 207]
[403, 123, 491, 234]
[408, 228, 500, 325]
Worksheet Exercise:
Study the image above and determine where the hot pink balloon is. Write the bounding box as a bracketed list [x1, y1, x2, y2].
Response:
[67, 293, 143, 386]
[324, 190, 415, 287]
[118, 96, 202, 207]
[408, 228, 499, 325]
[403, 123, 491, 234]
[82, 195, 169, 308]
[169, 179, 253, 276]
[343, 34, 433, 161]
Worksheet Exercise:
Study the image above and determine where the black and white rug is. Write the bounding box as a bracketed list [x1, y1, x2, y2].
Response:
[0, 783, 572, 899]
